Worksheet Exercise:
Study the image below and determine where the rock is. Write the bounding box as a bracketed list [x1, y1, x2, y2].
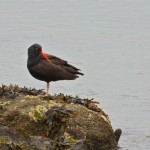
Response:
[0, 84, 121, 150]
[0, 126, 52, 149]
[114, 129, 122, 143]
[71, 139, 89, 150]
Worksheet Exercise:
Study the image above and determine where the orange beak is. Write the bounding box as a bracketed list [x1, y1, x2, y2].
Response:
[40, 52, 50, 63]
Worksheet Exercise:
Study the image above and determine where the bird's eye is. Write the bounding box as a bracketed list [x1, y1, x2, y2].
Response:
[36, 48, 39, 50]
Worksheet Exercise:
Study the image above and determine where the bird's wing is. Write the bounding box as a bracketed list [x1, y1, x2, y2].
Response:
[46, 54, 80, 70]
[44, 54, 84, 75]
[30, 59, 78, 81]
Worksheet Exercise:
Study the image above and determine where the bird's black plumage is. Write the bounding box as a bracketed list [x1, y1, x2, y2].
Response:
[27, 44, 84, 84]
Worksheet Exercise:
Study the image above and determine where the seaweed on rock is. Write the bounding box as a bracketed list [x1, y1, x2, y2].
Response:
[0, 84, 45, 99]
[45, 106, 76, 139]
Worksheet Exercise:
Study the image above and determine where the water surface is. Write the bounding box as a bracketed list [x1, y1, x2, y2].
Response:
[0, 0, 150, 149]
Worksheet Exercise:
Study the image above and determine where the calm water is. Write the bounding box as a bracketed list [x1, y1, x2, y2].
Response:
[0, 0, 150, 149]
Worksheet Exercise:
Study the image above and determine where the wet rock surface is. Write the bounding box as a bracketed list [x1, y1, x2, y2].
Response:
[0, 84, 121, 150]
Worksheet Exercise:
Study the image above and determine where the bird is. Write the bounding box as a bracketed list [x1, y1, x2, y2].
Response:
[27, 44, 84, 96]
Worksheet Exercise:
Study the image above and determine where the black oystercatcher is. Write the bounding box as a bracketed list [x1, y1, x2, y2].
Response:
[27, 44, 84, 96]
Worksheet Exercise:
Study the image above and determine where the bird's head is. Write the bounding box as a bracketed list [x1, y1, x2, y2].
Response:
[28, 44, 50, 62]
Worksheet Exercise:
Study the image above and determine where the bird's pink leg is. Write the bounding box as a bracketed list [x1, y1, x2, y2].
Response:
[46, 82, 50, 96]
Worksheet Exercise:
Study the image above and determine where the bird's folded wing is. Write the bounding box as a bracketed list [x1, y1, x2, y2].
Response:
[45, 54, 80, 71]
